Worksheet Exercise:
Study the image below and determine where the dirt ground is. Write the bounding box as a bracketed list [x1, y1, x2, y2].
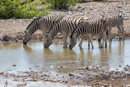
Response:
[0, 1, 130, 87]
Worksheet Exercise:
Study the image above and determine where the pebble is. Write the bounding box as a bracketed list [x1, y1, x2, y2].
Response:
[103, 84, 107, 87]
[124, 17, 128, 20]
[13, 65, 16, 67]
[15, 39, 19, 42]
[3, 35, 11, 41]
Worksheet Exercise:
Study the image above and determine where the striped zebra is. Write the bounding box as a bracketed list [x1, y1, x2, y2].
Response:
[69, 17, 109, 50]
[98, 14, 124, 42]
[44, 16, 88, 48]
[23, 15, 65, 45]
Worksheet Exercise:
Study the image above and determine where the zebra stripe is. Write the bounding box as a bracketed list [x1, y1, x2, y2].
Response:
[69, 17, 109, 49]
[44, 16, 88, 48]
[23, 15, 65, 45]
[98, 14, 124, 42]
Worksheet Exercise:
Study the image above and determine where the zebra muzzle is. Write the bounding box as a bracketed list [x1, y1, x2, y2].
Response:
[44, 45, 49, 48]
[23, 41, 27, 45]
[69, 45, 72, 50]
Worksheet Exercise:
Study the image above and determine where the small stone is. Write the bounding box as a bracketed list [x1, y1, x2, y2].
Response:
[77, 5, 82, 8]
[59, 66, 63, 68]
[126, 85, 130, 87]
[15, 39, 19, 42]
[17, 83, 27, 87]
[13, 65, 16, 67]
[119, 65, 121, 67]
[103, 84, 107, 87]
[124, 17, 128, 20]
[0, 71, 3, 74]
[117, 5, 122, 8]
[3, 35, 11, 41]
[69, 73, 74, 76]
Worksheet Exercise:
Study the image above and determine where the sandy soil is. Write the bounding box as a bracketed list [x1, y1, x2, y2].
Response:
[0, 1, 130, 87]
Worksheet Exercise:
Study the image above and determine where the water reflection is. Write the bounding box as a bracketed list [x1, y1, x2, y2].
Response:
[0, 40, 129, 73]
[0, 42, 20, 49]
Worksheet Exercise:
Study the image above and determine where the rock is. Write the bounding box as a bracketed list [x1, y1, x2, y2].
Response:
[124, 17, 128, 20]
[77, 5, 82, 8]
[15, 39, 19, 42]
[17, 82, 27, 86]
[3, 35, 11, 41]
[0, 71, 3, 74]
[103, 84, 107, 87]
[126, 85, 130, 87]
[69, 73, 74, 76]
[13, 65, 16, 67]
[116, 5, 122, 8]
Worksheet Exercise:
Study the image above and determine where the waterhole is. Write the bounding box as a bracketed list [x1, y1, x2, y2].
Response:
[0, 40, 130, 73]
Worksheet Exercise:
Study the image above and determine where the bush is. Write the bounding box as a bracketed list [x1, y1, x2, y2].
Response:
[0, 0, 50, 19]
[46, 0, 83, 9]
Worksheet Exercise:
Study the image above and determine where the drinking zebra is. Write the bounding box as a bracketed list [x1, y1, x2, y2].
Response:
[23, 15, 64, 45]
[44, 16, 88, 48]
[98, 14, 124, 42]
[69, 17, 109, 50]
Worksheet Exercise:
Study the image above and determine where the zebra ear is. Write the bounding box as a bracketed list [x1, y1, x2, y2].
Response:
[118, 14, 122, 18]
[45, 34, 48, 37]
[25, 30, 28, 33]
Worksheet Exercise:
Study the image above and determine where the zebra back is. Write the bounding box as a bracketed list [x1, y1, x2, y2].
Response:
[48, 16, 87, 38]
[108, 14, 124, 27]
[25, 16, 65, 35]
[26, 17, 42, 35]
[71, 17, 108, 39]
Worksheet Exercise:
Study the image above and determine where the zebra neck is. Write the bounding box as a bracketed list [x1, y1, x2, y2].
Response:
[30, 28, 38, 35]
[49, 23, 61, 39]
[73, 24, 83, 39]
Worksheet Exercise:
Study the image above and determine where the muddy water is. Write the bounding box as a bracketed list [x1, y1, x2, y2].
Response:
[0, 40, 130, 73]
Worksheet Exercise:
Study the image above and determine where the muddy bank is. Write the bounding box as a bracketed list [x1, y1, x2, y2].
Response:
[0, 65, 130, 87]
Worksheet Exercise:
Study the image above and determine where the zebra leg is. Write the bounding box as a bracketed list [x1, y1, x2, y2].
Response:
[102, 31, 107, 48]
[98, 34, 102, 42]
[63, 33, 68, 48]
[121, 23, 125, 40]
[117, 25, 122, 41]
[108, 26, 112, 42]
[87, 34, 94, 49]
[78, 35, 83, 47]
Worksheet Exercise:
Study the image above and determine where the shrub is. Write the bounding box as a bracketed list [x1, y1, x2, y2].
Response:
[46, 0, 83, 9]
[0, 0, 50, 19]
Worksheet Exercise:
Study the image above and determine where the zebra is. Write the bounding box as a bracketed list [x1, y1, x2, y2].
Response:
[98, 14, 124, 42]
[69, 17, 109, 50]
[23, 15, 64, 45]
[44, 16, 88, 48]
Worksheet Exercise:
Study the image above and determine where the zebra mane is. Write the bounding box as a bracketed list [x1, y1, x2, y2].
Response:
[47, 16, 64, 33]
[70, 18, 85, 39]
[26, 17, 42, 30]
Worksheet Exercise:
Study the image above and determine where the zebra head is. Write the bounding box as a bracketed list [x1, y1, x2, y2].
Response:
[69, 35, 76, 50]
[44, 34, 53, 48]
[23, 17, 41, 45]
[23, 30, 32, 45]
